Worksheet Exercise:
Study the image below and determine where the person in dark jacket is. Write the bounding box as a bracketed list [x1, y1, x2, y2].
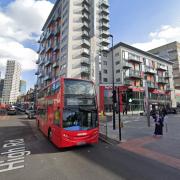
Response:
[152, 109, 164, 136]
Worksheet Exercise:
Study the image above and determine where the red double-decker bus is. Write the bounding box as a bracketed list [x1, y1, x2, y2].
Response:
[36, 78, 99, 148]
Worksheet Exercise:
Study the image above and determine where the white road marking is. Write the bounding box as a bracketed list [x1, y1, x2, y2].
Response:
[0, 138, 31, 173]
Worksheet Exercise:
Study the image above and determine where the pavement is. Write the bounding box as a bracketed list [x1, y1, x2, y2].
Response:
[100, 113, 180, 170]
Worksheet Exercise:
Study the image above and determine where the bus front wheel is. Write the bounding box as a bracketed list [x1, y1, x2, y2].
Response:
[48, 128, 52, 141]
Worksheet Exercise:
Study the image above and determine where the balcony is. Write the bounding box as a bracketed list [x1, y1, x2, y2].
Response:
[101, 46, 109, 52]
[81, 58, 90, 66]
[44, 73, 52, 81]
[82, 14, 90, 23]
[38, 72, 45, 78]
[44, 58, 52, 67]
[36, 59, 40, 64]
[100, 15, 109, 23]
[35, 71, 39, 76]
[100, 38, 110, 46]
[81, 39, 90, 48]
[101, 0, 109, 9]
[82, 3, 90, 14]
[82, 30, 90, 39]
[46, 31, 54, 39]
[166, 85, 172, 91]
[165, 72, 171, 78]
[46, 44, 53, 52]
[81, 48, 90, 57]
[39, 59, 45, 66]
[158, 77, 167, 84]
[129, 70, 142, 79]
[40, 46, 45, 54]
[128, 57, 142, 64]
[39, 33, 46, 43]
[146, 81, 158, 89]
[144, 66, 156, 74]
[157, 64, 167, 71]
[82, 22, 90, 31]
[100, 8, 109, 16]
[54, 26, 61, 35]
[81, 67, 90, 76]
[124, 79, 132, 86]
[100, 22, 109, 30]
[101, 30, 109, 38]
[175, 83, 180, 88]
[53, 42, 60, 52]
[53, 62, 59, 68]
[123, 61, 132, 69]
[82, 0, 90, 7]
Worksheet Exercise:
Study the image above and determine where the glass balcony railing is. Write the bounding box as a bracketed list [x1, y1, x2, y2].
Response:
[123, 61, 132, 69]
[146, 81, 158, 89]
[145, 66, 156, 74]
[129, 70, 142, 78]
[158, 77, 167, 84]
[124, 79, 132, 86]
[157, 64, 167, 71]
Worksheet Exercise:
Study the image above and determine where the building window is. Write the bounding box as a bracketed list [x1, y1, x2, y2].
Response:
[103, 78, 108, 82]
[116, 69, 120, 73]
[116, 78, 120, 82]
[115, 52, 119, 57]
[103, 69, 108, 74]
[116, 61, 120, 65]
[103, 61, 107, 65]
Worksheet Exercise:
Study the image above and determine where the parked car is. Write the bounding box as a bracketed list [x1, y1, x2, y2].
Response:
[167, 107, 177, 114]
[7, 106, 17, 115]
[25, 107, 33, 115]
[27, 110, 36, 119]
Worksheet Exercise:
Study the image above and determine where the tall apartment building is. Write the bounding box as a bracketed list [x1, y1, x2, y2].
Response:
[0, 79, 4, 102]
[148, 41, 180, 104]
[36, 0, 110, 90]
[19, 80, 27, 95]
[2, 60, 21, 104]
[100, 42, 176, 113]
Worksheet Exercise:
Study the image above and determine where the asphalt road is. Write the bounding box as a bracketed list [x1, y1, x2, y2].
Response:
[0, 114, 180, 180]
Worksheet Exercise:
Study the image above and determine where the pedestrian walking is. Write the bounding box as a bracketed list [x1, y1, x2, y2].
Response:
[158, 111, 164, 135]
[164, 115, 168, 133]
[151, 109, 164, 136]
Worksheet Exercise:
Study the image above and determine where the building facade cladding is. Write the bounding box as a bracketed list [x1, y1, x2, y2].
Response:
[0, 79, 4, 102]
[100, 42, 176, 113]
[148, 41, 180, 89]
[2, 60, 21, 104]
[148, 41, 180, 103]
[36, 0, 110, 90]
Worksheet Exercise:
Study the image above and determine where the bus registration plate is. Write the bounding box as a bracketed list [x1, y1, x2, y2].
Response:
[77, 142, 86, 146]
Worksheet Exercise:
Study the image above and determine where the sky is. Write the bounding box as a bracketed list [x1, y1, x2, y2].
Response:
[0, 0, 180, 91]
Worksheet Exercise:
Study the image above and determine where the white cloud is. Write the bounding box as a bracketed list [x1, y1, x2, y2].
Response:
[0, 0, 54, 73]
[0, 37, 38, 71]
[132, 25, 180, 51]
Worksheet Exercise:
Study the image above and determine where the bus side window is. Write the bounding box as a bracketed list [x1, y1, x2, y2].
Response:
[54, 107, 60, 126]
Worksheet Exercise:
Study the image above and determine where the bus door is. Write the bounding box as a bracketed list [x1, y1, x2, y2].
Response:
[46, 100, 53, 135]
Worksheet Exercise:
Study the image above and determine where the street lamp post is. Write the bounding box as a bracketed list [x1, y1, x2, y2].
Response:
[109, 34, 116, 130]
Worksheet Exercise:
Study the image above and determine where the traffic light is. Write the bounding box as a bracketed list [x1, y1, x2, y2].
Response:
[112, 90, 117, 103]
